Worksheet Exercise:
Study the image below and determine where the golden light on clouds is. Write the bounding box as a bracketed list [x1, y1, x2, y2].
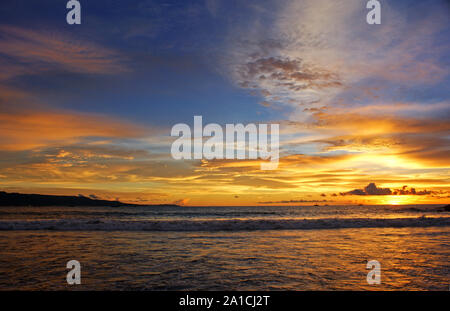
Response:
[0, 110, 146, 151]
[0, 2, 448, 206]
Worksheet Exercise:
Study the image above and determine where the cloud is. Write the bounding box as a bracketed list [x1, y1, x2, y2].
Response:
[235, 55, 342, 107]
[220, 1, 450, 203]
[306, 109, 450, 168]
[341, 183, 444, 196]
[0, 25, 127, 79]
[341, 183, 391, 196]
[0, 109, 147, 151]
[0, 141, 193, 185]
[366, 183, 391, 195]
[231, 175, 297, 189]
[343, 183, 392, 196]
[227, 0, 449, 126]
[391, 186, 436, 196]
[199, 153, 353, 171]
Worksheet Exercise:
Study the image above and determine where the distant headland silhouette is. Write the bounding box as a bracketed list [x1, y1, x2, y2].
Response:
[0, 191, 178, 207]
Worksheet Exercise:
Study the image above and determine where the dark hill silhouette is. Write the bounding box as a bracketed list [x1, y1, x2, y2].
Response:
[0, 191, 177, 207]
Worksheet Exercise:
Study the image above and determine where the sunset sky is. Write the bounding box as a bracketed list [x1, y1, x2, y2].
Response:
[0, 0, 449, 206]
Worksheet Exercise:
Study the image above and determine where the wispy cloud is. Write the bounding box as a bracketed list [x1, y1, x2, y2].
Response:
[228, 0, 449, 113]
[0, 25, 127, 79]
[0, 109, 146, 151]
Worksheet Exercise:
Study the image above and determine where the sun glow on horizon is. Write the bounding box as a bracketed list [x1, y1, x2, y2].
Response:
[378, 195, 421, 206]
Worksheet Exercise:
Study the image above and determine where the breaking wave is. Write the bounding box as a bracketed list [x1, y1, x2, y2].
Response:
[0, 216, 449, 231]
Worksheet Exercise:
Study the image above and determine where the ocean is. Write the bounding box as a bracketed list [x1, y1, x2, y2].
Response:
[0, 204, 448, 290]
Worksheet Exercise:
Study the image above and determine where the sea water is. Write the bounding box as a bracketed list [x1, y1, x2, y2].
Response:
[0, 204, 448, 290]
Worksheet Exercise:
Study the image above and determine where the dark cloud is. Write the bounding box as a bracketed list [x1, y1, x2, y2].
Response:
[365, 183, 392, 195]
[341, 183, 443, 196]
[341, 183, 392, 196]
[236, 56, 342, 106]
[240, 57, 341, 89]
[392, 186, 434, 196]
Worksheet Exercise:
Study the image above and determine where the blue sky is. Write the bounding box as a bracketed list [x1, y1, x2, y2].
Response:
[1, 0, 448, 125]
[0, 0, 289, 126]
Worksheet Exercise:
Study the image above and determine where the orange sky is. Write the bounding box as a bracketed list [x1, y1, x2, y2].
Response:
[0, 1, 449, 206]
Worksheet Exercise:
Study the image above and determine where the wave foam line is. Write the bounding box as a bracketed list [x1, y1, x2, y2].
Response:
[0, 217, 449, 231]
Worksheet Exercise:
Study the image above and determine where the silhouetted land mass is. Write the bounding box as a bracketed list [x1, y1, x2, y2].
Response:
[0, 191, 178, 207]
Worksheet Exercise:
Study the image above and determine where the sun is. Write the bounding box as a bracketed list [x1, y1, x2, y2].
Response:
[381, 195, 416, 205]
